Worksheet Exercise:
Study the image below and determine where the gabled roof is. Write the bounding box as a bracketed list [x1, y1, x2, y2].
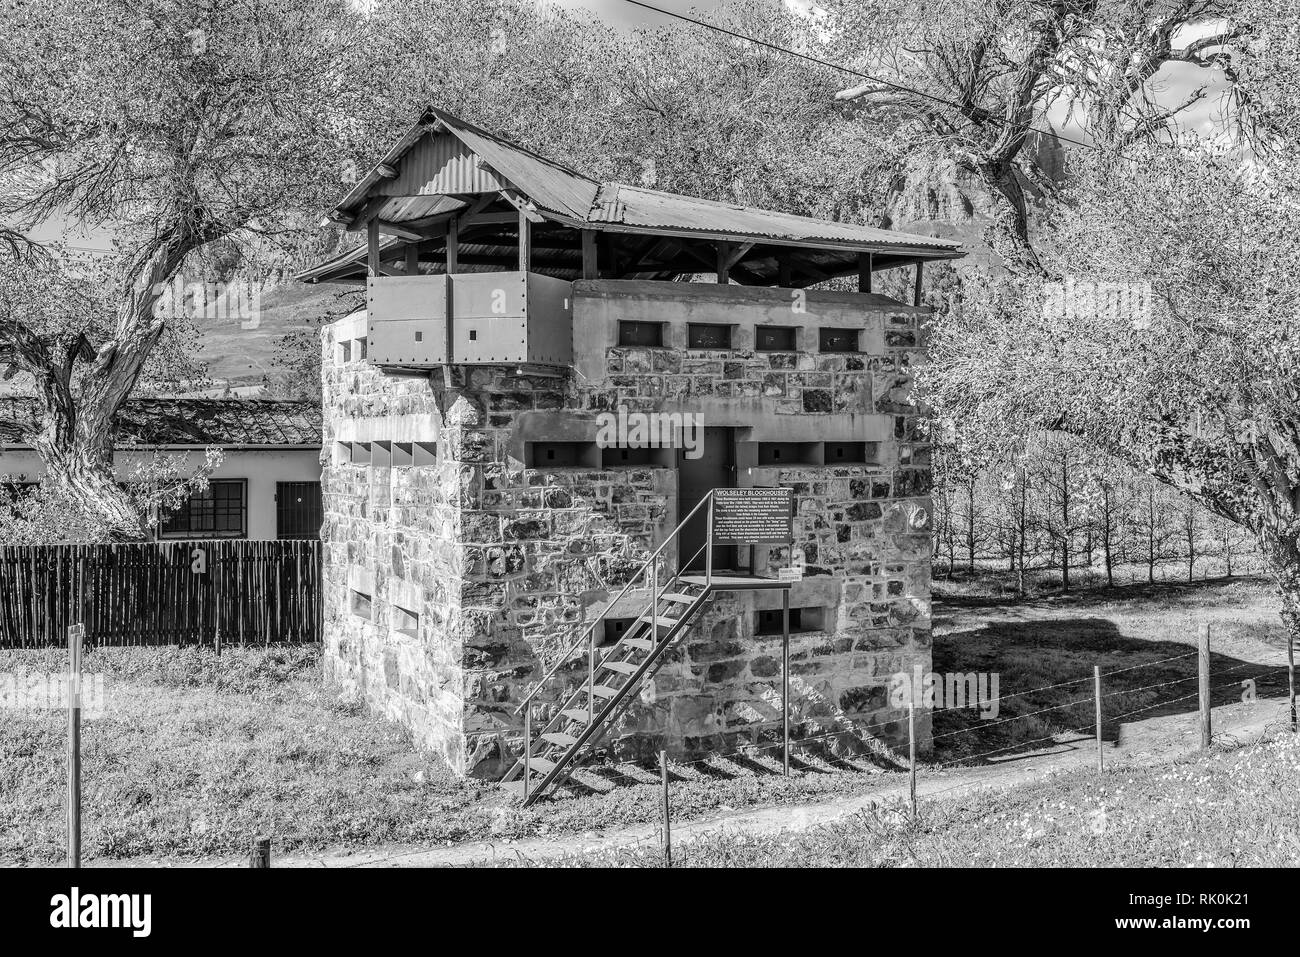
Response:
[329, 107, 599, 226]
[307, 106, 962, 286]
[0, 399, 322, 449]
[434, 110, 600, 222]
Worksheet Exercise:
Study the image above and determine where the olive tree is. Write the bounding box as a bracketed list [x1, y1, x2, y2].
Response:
[0, 0, 375, 536]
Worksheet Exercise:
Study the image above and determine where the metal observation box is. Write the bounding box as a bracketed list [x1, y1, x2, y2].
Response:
[366, 271, 574, 368]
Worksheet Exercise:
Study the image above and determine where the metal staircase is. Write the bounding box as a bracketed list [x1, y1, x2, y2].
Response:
[503, 491, 727, 806]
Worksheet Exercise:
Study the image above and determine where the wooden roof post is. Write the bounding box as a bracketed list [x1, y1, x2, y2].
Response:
[777, 257, 792, 288]
[366, 219, 381, 277]
[404, 243, 419, 275]
[518, 208, 531, 274]
[581, 229, 598, 280]
[716, 241, 731, 284]
[913, 261, 924, 307]
[446, 216, 459, 273]
[858, 253, 873, 294]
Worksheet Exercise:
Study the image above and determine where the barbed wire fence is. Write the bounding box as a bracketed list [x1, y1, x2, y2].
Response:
[241, 634, 1297, 867]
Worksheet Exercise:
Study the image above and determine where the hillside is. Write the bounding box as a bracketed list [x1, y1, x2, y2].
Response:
[0, 279, 357, 400]
[193, 280, 359, 393]
[884, 129, 1068, 276]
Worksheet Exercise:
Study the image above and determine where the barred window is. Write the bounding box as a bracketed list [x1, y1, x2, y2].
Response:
[160, 479, 247, 539]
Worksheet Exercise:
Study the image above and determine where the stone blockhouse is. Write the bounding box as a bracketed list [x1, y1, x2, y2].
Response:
[302, 108, 963, 780]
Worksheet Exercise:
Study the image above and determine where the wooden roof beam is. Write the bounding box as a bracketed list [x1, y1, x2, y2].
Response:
[785, 252, 831, 285]
[680, 240, 767, 285]
[346, 196, 391, 231]
[375, 220, 425, 243]
[612, 234, 665, 277]
[498, 188, 546, 225]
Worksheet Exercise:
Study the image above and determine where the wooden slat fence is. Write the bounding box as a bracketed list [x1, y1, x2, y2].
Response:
[0, 540, 321, 647]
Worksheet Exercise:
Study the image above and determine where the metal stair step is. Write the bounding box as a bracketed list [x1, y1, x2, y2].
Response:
[559, 708, 592, 724]
[525, 756, 557, 774]
[591, 684, 620, 698]
[541, 731, 578, 747]
[659, 593, 696, 604]
[601, 660, 640, 675]
[639, 614, 679, 628]
[621, 637, 654, 651]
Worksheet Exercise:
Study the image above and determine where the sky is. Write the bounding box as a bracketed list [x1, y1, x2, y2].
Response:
[555, 0, 721, 28]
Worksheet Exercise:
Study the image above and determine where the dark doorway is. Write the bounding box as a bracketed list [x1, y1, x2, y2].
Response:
[276, 481, 323, 540]
[677, 427, 735, 572]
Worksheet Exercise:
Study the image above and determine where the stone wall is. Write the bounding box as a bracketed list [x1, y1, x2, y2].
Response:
[320, 280, 933, 778]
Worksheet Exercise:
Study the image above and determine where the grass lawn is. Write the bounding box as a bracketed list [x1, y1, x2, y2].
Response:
[0, 574, 1289, 864]
[500, 729, 1300, 867]
[0, 646, 912, 863]
[930, 574, 1291, 761]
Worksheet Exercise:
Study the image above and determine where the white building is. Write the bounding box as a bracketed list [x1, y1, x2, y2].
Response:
[0, 398, 323, 539]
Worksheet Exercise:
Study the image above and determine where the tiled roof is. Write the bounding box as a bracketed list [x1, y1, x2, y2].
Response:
[0, 398, 322, 448]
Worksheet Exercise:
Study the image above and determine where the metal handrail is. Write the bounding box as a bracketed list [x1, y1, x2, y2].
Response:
[509, 534, 711, 790]
[513, 489, 715, 713]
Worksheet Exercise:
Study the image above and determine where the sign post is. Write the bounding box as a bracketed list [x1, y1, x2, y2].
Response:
[782, 587, 790, 776]
[710, 486, 796, 772]
[67, 621, 84, 869]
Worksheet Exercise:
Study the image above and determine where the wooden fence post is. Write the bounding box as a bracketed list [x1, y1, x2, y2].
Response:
[1199, 624, 1212, 749]
[1094, 665, 1103, 772]
[67, 622, 83, 869]
[1289, 626, 1296, 733]
[250, 836, 271, 868]
[908, 702, 917, 820]
[660, 750, 671, 867]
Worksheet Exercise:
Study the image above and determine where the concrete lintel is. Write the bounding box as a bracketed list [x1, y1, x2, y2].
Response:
[333, 412, 441, 445]
[573, 278, 929, 313]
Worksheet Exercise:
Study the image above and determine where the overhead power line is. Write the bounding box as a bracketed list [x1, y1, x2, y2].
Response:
[621, 0, 1126, 160]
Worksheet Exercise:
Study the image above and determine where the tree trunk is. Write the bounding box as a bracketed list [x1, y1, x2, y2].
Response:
[8, 217, 197, 541]
[1017, 478, 1027, 595]
[965, 481, 977, 573]
[973, 159, 1052, 278]
[32, 385, 144, 538]
[1103, 517, 1114, 587]
[1059, 458, 1070, 593]
[1258, 527, 1300, 731]
[1146, 489, 1157, 583]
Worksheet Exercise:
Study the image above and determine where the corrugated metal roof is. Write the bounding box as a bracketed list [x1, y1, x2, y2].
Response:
[0, 399, 322, 448]
[296, 237, 401, 282]
[379, 194, 467, 223]
[315, 107, 963, 282]
[373, 133, 505, 198]
[588, 183, 958, 251]
[430, 109, 600, 223]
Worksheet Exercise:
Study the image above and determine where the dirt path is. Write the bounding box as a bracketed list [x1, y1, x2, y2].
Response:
[88, 695, 1291, 868]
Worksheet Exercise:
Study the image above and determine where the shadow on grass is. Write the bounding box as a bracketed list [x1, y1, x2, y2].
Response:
[560, 731, 895, 799]
[934, 572, 1272, 612]
[930, 614, 1291, 765]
